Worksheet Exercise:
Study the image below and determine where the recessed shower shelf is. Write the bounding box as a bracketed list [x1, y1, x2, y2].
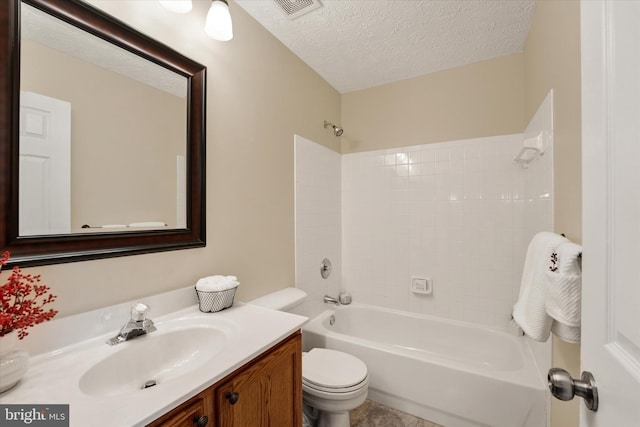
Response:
[514, 132, 546, 168]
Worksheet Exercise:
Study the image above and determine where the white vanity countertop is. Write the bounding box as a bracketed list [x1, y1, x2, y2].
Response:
[0, 302, 307, 426]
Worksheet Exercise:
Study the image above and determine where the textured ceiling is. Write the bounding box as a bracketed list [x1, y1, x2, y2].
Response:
[22, 3, 187, 98]
[235, 0, 536, 94]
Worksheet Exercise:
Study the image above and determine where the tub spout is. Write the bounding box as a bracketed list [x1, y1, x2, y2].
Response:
[323, 295, 340, 305]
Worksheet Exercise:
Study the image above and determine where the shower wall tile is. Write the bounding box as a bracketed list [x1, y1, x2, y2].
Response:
[296, 121, 553, 331]
[342, 134, 553, 330]
[294, 135, 342, 319]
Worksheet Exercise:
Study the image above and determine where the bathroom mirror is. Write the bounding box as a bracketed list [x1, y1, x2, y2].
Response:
[0, 0, 207, 267]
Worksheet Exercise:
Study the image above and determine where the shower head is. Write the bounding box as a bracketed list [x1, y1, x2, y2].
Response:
[324, 120, 344, 137]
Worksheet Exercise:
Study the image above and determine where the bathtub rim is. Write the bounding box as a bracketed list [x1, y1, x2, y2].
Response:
[302, 302, 546, 390]
[314, 301, 523, 335]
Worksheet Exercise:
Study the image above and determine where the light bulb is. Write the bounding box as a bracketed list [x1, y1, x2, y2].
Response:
[159, 0, 192, 14]
[205, 0, 233, 41]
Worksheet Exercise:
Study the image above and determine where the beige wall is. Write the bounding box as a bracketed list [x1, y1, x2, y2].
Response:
[20, 1, 341, 317]
[524, 2, 582, 427]
[21, 41, 185, 230]
[341, 53, 525, 153]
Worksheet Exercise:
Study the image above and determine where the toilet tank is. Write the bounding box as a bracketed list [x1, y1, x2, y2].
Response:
[248, 288, 307, 312]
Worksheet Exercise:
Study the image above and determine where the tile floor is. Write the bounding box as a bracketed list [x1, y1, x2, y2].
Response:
[350, 400, 445, 427]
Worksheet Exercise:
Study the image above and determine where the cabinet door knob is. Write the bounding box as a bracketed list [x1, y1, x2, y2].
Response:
[192, 415, 208, 427]
[225, 391, 240, 405]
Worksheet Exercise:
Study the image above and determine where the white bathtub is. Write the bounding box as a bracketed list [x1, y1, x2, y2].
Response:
[302, 304, 547, 427]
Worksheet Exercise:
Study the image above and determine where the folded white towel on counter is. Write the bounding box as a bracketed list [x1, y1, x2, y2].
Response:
[196, 275, 239, 292]
[545, 242, 582, 343]
[512, 232, 568, 342]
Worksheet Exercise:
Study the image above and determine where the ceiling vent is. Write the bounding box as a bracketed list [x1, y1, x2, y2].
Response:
[273, 0, 322, 20]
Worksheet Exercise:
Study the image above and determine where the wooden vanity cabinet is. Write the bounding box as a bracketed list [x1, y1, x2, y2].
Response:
[148, 331, 302, 427]
[215, 330, 302, 426]
[147, 396, 211, 427]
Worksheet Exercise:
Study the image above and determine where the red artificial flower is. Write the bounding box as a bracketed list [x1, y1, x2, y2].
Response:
[0, 251, 58, 339]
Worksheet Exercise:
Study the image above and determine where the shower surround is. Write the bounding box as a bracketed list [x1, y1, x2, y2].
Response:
[342, 133, 552, 331]
[295, 92, 554, 426]
[296, 125, 552, 331]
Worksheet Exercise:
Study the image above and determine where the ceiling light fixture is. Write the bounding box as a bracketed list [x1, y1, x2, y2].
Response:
[159, 0, 233, 41]
[205, 0, 234, 41]
[159, 0, 192, 14]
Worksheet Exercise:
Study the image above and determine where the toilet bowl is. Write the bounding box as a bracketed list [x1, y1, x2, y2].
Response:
[248, 288, 369, 427]
[302, 348, 369, 427]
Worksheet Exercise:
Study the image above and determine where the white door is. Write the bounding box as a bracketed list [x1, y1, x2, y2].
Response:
[19, 91, 71, 235]
[580, 1, 640, 425]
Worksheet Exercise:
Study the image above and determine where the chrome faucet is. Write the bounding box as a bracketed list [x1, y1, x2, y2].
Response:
[323, 295, 340, 306]
[107, 303, 157, 346]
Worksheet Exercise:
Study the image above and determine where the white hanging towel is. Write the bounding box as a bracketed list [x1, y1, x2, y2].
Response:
[512, 232, 568, 342]
[545, 242, 582, 343]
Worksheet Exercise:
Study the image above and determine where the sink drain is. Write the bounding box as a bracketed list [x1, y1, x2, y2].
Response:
[142, 380, 157, 389]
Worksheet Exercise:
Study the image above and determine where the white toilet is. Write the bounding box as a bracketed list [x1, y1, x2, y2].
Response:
[302, 347, 369, 427]
[249, 288, 369, 427]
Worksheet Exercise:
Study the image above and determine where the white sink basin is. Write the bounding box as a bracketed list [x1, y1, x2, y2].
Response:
[2, 299, 307, 427]
[79, 322, 230, 397]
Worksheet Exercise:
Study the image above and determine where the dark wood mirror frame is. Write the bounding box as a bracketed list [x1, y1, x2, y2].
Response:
[0, 0, 206, 267]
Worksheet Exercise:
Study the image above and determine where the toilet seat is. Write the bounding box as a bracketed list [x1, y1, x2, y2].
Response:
[302, 348, 368, 394]
[303, 375, 368, 394]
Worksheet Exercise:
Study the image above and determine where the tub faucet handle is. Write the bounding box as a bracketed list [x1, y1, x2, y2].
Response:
[339, 291, 352, 305]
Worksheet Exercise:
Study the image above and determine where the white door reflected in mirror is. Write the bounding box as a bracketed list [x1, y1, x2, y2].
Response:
[19, 91, 71, 236]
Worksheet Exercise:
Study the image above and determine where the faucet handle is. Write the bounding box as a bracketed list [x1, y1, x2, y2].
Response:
[131, 303, 150, 321]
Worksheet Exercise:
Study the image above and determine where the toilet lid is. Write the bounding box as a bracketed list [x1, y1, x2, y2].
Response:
[302, 348, 368, 389]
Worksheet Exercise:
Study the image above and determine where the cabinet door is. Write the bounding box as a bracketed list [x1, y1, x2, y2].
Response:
[216, 332, 302, 427]
[147, 395, 211, 427]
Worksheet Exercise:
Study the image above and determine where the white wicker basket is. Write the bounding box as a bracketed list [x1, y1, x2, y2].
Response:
[196, 286, 237, 313]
